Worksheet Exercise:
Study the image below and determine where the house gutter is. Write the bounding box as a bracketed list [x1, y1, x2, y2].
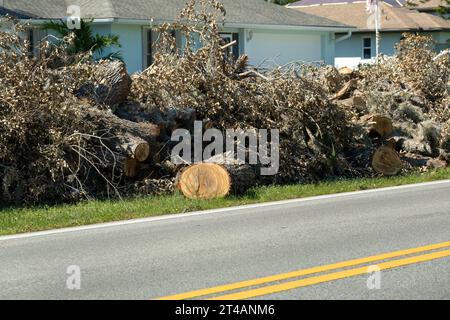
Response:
[25, 18, 355, 33]
[335, 31, 352, 43]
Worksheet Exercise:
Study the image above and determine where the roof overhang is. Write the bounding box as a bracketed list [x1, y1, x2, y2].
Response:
[25, 18, 355, 33]
[352, 28, 450, 32]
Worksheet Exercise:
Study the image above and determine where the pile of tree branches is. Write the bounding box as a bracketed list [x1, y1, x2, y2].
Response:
[1, 0, 449, 205]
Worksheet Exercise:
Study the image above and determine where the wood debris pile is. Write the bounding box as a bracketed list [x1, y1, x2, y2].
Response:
[1, 1, 449, 204]
[333, 33, 450, 175]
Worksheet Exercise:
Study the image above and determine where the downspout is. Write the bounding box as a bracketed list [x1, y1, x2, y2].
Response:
[335, 31, 352, 43]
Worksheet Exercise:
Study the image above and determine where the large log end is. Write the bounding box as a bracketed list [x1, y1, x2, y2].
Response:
[372, 141, 403, 176]
[176, 163, 231, 199]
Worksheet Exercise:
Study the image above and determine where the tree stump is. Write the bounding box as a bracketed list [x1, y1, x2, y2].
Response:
[372, 139, 403, 176]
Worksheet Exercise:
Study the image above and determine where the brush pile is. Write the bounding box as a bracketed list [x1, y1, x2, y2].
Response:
[332, 33, 450, 175]
[1, 0, 449, 205]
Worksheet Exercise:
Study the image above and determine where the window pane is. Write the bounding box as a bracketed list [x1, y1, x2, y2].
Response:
[363, 48, 371, 59]
[363, 38, 371, 48]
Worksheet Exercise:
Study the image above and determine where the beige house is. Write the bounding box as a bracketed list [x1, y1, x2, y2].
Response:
[287, 0, 450, 68]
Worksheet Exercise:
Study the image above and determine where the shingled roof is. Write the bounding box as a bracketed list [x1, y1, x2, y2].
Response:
[288, 0, 450, 13]
[0, 0, 352, 29]
[289, 1, 450, 32]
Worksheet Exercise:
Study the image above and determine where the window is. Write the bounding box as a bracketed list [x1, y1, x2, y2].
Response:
[362, 37, 372, 59]
[143, 28, 153, 68]
[26, 28, 47, 58]
[143, 28, 178, 69]
[219, 33, 239, 59]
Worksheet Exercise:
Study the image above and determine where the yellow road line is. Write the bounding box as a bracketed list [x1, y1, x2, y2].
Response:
[157, 241, 450, 300]
[211, 249, 450, 300]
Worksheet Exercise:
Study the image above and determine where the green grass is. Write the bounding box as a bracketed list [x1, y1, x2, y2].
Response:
[1, 168, 450, 236]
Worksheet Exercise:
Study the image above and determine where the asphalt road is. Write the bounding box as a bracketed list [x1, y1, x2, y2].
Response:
[1, 180, 450, 300]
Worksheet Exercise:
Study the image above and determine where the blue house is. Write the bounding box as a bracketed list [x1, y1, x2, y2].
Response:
[0, 0, 354, 73]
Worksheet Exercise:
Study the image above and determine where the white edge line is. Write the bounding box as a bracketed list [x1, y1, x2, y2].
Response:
[1, 179, 450, 241]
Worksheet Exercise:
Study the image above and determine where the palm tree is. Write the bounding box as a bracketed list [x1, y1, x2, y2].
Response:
[43, 20, 122, 59]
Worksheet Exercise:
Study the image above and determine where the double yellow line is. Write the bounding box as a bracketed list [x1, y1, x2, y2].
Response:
[157, 241, 450, 300]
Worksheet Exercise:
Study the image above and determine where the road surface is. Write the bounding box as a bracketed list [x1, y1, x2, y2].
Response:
[1, 180, 450, 300]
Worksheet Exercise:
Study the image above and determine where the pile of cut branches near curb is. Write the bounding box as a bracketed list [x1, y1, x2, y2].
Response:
[334, 34, 450, 175]
[1, 0, 450, 205]
[131, 0, 359, 186]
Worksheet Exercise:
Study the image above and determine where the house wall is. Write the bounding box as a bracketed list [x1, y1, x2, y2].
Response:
[91, 24, 113, 59]
[335, 31, 450, 68]
[96, 23, 336, 73]
[109, 24, 143, 74]
[242, 29, 330, 68]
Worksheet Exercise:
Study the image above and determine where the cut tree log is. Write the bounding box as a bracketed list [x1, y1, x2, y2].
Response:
[80, 106, 159, 174]
[176, 163, 231, 199]
[124, 158, 138, 178]
[338, 67, 354, 77]
[332, 79, 358, 100]
[76, 60, 132, 107]
[337, 95, 366, 112]
[368, 115, 394, 138]
[372, 139, 403, 176]
[176, 161, 257, 199]
[121, 135, 151, 162]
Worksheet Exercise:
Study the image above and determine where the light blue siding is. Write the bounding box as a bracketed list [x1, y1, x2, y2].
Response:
[110, 24, 143, 74]
[92, 23, 339, 73]
[335, 31, 450, 68]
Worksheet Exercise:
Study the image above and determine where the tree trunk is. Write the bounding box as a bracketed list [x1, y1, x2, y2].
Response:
[76, 61, 132, 107]
[176, 161, 257, 200]
[332, 79, 357, 100]
[368, 115, 394, 138]
[81, 106, 160, 172]
[372, 139, 403, 176]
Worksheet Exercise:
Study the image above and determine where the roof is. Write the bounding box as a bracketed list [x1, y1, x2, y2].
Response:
[288, 0, 404, 7]
[405, 0, 450, 11]
[0, 0, 352, 30]
[288, 0, 450, 11]
[289, 1, 450, 32]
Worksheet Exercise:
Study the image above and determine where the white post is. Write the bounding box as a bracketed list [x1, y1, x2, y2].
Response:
[375, 2, 380, 61]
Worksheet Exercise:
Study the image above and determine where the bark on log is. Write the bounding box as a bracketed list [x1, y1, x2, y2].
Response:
[76, 61, 132, 107]
[332, 79, 357, 100]
[80, 106, 159, 172]
[372, 139, 403, 176]
[337, 96, 366, 112]
[124, 158, 138, 178]
[401, 139, 433, 157]
[115, 103, 196, 140]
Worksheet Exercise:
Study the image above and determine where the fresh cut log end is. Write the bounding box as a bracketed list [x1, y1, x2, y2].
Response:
[176, 163, 231, 200]
[134, 142, 151, 162]
[369, 115, 394, 138]
[372, 142, 403, 176]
